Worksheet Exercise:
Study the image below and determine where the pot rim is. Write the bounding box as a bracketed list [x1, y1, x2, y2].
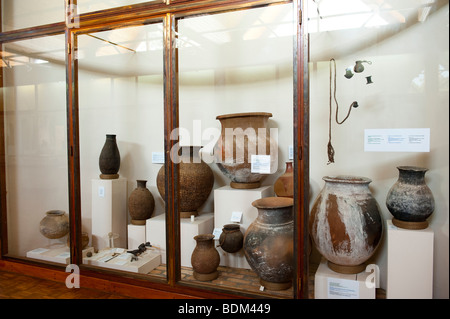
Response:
[323, 175, 372, 184]
[397, 165, 428, 172]
[194, 234, 215, 241]
[252, 197, 293, 209]
[216, 112, 272, 120]
[46, 210, 65, 216]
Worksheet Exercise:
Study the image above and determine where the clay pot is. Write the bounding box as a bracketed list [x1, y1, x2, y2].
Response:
[386, 166, 435, 230]
[39, 210, 70, 239]
[157, 146, 214, 218]
[309, 176, 383, 274]
[191, 234, 220, 281]
[274, 161, 294, 198]
[128, 180, 155, 225]
[218, 224, 244, 253]
[214, 112, 277, 189]
[99, 134, 120, 179]
[244, 197, 294, 290]
[67, 232, 90, 249]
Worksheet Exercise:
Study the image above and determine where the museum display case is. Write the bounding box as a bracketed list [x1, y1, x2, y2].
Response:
[1, 0, 309, 299]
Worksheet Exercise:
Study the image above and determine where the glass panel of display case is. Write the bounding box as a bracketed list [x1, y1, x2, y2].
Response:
[1, 35, 69, 263]
[177, 3, 295, 297]
[77, 23, 166, 278]
[1, 0, 64, 32]
[76, 0, 162, 15]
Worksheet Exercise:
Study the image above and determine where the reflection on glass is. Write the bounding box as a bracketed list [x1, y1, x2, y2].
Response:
[76, 0, 161, 14]
[77, 23, 166, 278]
[1, 0, 64, 31]
[2, 35, 69, 263]
[178, 4, 294, 298]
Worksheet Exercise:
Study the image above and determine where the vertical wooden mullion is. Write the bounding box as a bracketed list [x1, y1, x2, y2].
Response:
[293, 0, 309, 299]
[163, 13, 180, 286]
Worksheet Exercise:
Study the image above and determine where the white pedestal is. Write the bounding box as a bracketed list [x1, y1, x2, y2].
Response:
[386, 219, 434, 299]
[26, 244, 94, 264]
[91, 178, 127, 250]
[145, 212, 214, 267]
[314, 259, 377, 299]
[127, 224, 147, 250]
[83, 247, 160, 274]
[213, 186, 273, 269]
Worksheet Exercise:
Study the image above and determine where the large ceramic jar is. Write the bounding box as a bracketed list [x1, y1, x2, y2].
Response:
[99, 134, 120, 179]
[244, 197, 294, 290]
[39, 210, 70, 239]
[218, 224, 244, 253]
[274, 161, 294, 198]
[191, 234, 220, 281]
[128, 180, 155, 225]
[309, 176, 383, 274]
[386, 166, 435, 230]
[157, 146, 214, 218]
[214, 112, 277, 189]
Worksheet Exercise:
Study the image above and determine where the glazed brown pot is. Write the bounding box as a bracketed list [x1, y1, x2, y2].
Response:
[99, 134, 120, 179]
[274, 161, 294, 198]
[39, 210, 70, 239]
[214, 112, 277, 189]
[128, 180, 155, 225]
[386, 166, 435, 230]
[191, 234, 220, 281]
[157, 146, 214, 218]
[309, 176, 383, 274]
[218, 224, 244, 253]
[244, 197, 294, 290]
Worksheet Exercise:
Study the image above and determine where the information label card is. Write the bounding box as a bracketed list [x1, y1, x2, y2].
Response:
[364, 128, 430, 152]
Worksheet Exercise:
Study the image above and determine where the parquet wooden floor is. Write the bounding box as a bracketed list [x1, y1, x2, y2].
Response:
[0, 270, 131, 299]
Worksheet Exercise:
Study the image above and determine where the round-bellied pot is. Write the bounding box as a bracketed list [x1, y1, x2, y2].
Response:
[39, 210, 70, 239]
[274, 161, 294, 198]
[99, 134, 120, 179]
[191, 234, 220, 281]
[386, 166, 435, 230]
[309, 176, 383, 274]
[218, 224, 244, 253]
[214, 112, 277, 189]
[157, 146, 214, 218]
[244, 197, 294, 290]
[128, 180, 155, 225]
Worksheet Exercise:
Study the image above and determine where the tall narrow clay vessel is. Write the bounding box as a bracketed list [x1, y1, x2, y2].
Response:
[386, 166, 434, 230]
[274, 161, 294, 198]
[157, 146, 214, 218]
[99, 134, 120, 179]
[214, 112, 277, 189]
[39, 210, 70, 239]
[309, 176, 383, 274]
[128, 180, 155, 225]
[191, 234, 220, 281]
[244, 197, 294, 290]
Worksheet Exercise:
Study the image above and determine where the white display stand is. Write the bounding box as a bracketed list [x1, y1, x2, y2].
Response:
[83, 247, 161, 274]
[386, 219, 434, 299]
[213, 185, 273, 269]
[145, 212, 214, 267]
[26, 244, 94, 264]
[91, 178, 127, 250]
[314, 258, 377, 299]
[127, 224, 147, 250]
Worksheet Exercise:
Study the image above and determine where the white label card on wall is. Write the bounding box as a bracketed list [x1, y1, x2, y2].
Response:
[152, 152, 165, 164]
[289, 145, 294, 160]
[251, 155, 271, 174]
[327, 277, 359, 299]
[364, 128, 430, 152]
[212, 228, 222, 239]
[230, 211, 243, 223]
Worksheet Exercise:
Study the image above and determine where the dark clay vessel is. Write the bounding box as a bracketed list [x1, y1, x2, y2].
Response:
[218, 224, 244, 253]
[191, 234, 220, 281]
[386, 166, 434, 230]
[128, 180, 155, 225]
[99, 134, 120, 179]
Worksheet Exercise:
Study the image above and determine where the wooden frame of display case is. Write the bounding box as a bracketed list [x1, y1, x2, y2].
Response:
[0, 0, 309, 299]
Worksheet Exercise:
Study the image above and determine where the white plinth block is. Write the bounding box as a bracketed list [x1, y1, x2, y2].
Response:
[314, 259, 377, 299]
[146, 213, 214, 267]
[26, 244, 95, 264]
[91, 178, 127, 251]
[128, 224, 147, 250]
[213, 186, 273, 269]
[386, 219, 434, 299]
